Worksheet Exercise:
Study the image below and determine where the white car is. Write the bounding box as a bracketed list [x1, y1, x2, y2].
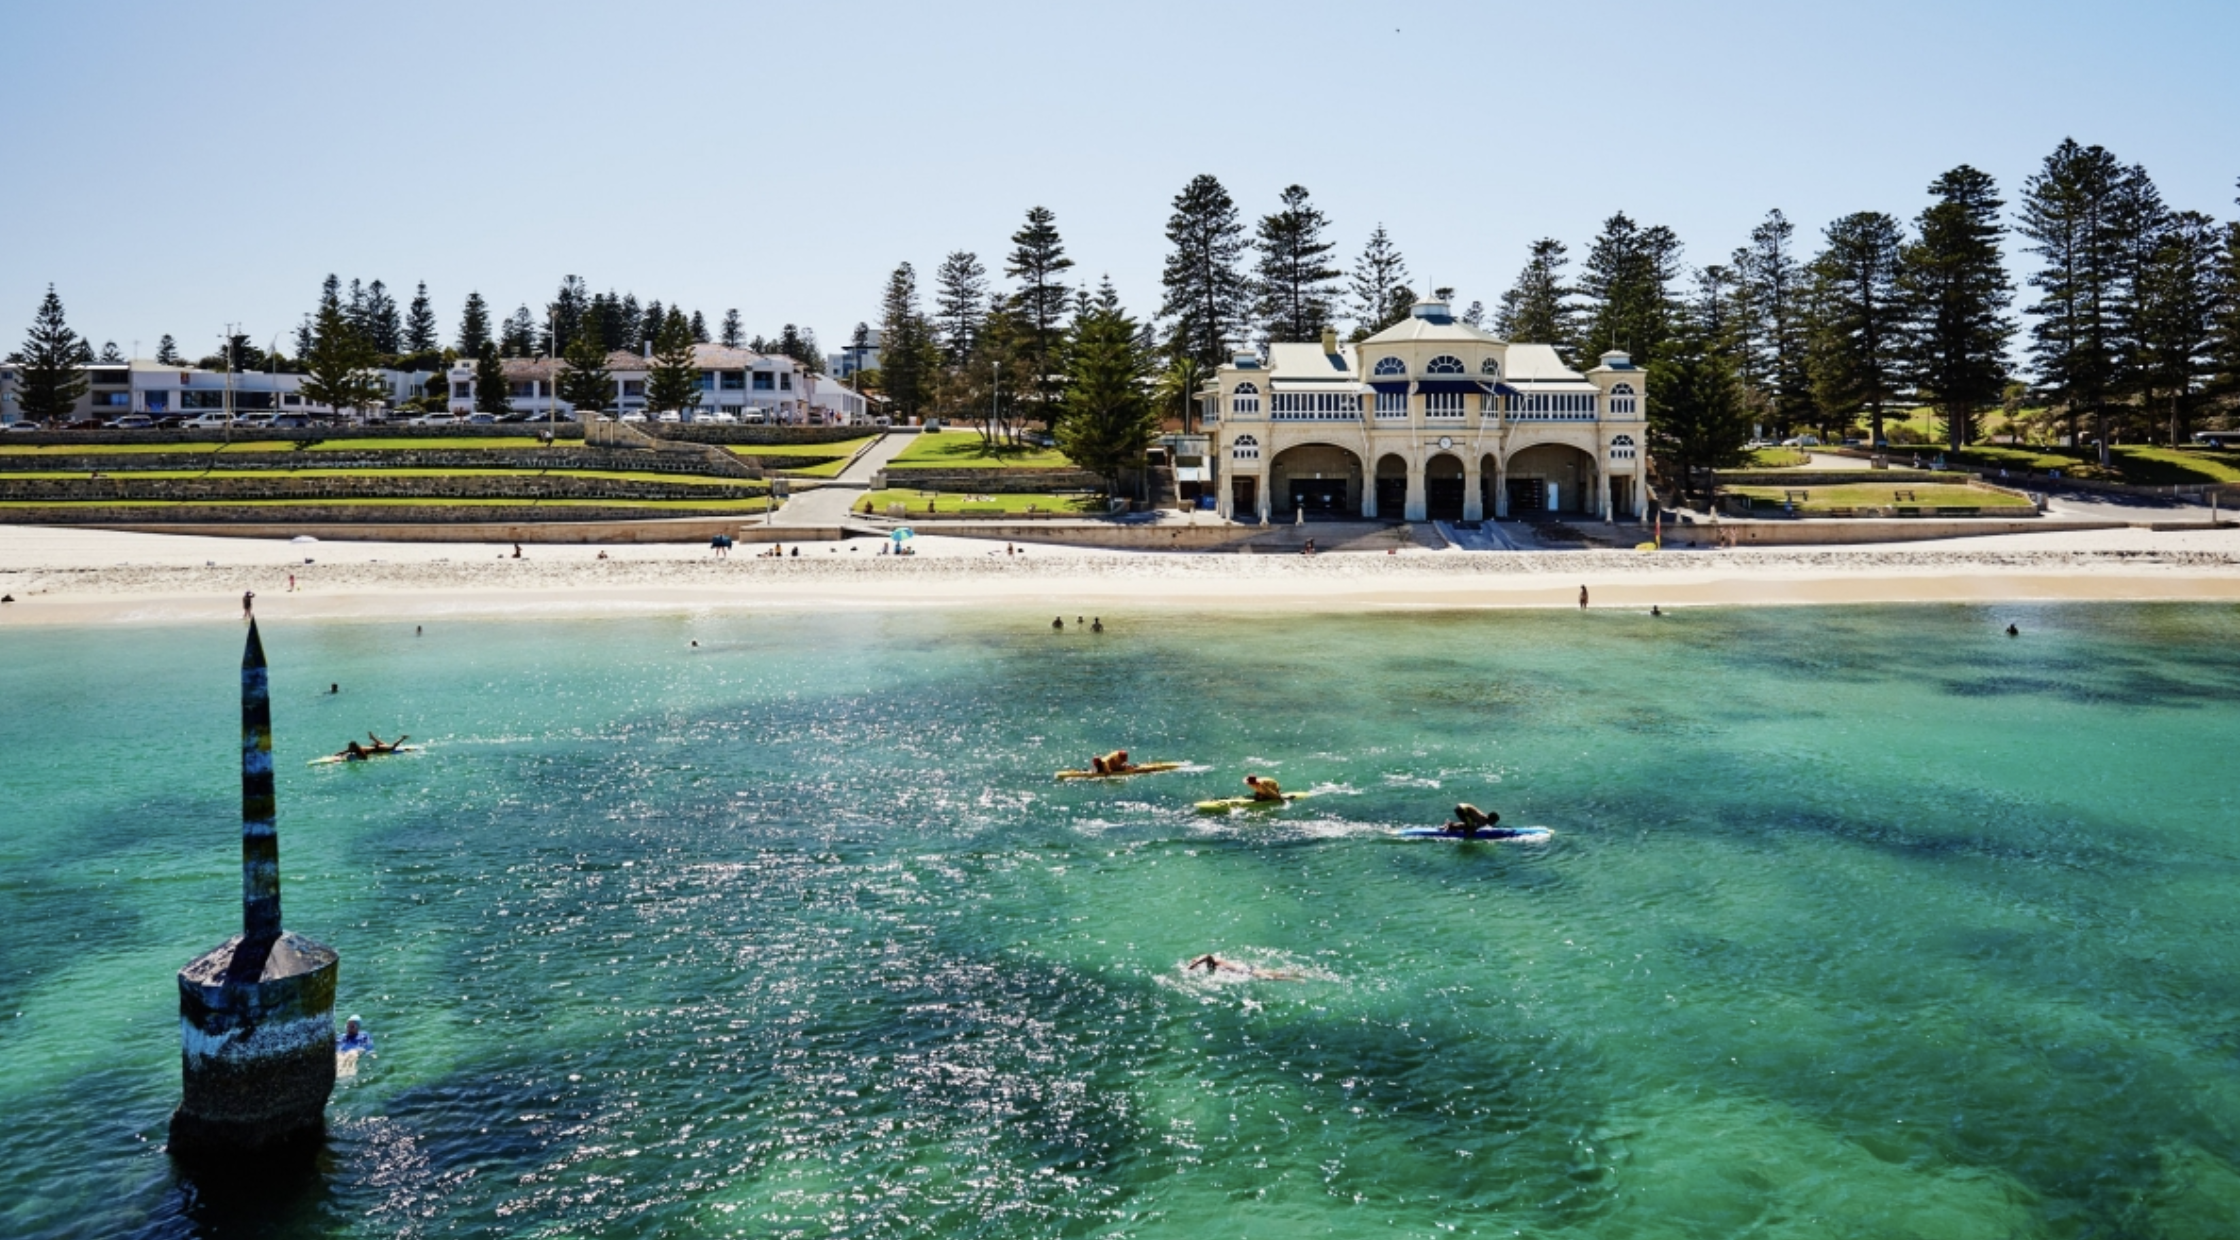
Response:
[698, 410, 738, 425]
[410, 413, 457, 427]
[109, 415, 156, 429]
[182, 413, 235, 429]
[657, 411, 683, 423]
[5, 421, 40, 432]
[618, 411, 648, 423]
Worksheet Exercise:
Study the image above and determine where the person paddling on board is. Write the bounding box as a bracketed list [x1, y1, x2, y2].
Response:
[1442, 803, 1501, 839]
[1186, 953, 1302, 981]
[335, 740, 371, 762]
[1243, 774, 1285, 802]
[1090, 749, 1136, 776]
[366, 732, 409, 754]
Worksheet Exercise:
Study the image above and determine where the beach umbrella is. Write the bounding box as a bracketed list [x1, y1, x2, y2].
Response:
[891, 528, 916, 541]
[290, 535, 319, 544]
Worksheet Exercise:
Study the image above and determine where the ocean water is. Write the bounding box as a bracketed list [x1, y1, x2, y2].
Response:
[3, 604, 2239, 1239]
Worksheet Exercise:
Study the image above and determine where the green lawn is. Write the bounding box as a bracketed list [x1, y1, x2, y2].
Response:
[724, 437, 877, 460]
[1902, 444, 2240, 486]
[0, 440, 299, 456]
[885, 431, 1073, 470]
[0, 496, 773, 512]
[304, 437, 551, 452]
[1726, 482, 2034, 511]
[0, 467, 762, 488]
[1746, 448, 1809, 468]
[854, 488, 1103, 515]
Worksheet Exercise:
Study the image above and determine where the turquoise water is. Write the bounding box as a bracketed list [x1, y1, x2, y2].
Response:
[4, 605, 2240, 1238]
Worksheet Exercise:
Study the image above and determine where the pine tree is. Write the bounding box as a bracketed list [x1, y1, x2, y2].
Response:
[458, 292, 492, 355]
[362, 280, 402, 354]
[474, 344, 511, 416]
[2132, 211, 2219, 445]
[1579, 213, 1683, 364]
[690, 309, 710, 345]
[155, 334, 181, 365]
[1057, 278, 1158, 494]
[13, 286, 90, 420]
[1158, 175, 1251, 368]
[1347, 225, 1412, 339]
[1252, 185, 1342, 344]
[618, 295, 644, 352]
[559, 314, 614, 414]
[299, 286, 383, 419]
[720, 308, 744, 349]
[934, 250, 989, 365]
[345, 279, 370, 339]
[295, 315, 315, 359]
[501, 305, 538, 357]
[1005, 206, 1076, 426]
[879, 263, 939, 420]
[1805, 211, 1907, 444]
[640, 300, 666, 352]
[2017, 139, 2128, 460]
[1460, 300, 1485, 329]
[2213, 184, 2240, 408]
[645, 309, 700, 415]
[1899, 165, 2014, 453]
[1495, 238, 1579, 348]
[544, 276, 588, 355]
[776, 323, 819, 373]
[1647, 322, 1752, 502]
[405, 281, 439, 353]
[1733, 209, 1813, 434]
[98, 341, 123, 363]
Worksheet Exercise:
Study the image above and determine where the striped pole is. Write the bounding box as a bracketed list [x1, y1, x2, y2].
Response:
[241, 621, 281, 942]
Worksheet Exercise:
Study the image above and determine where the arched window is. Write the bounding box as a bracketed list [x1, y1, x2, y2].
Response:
[1425, 355, 1465, 375]
[1231, 434, 1260, 461]
[1610, 383, 1638, 416]
[1372, 356, 1407, 376]
[1231, 382, 1260, 416]
[1609, 434, 1637, 461]
[1480, 357, 1500, 377]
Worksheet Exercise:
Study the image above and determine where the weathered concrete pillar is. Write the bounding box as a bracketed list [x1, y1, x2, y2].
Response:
[1462, 458, 1484, 522]
[171, 621, 339, 1159]
[1403, 453, 1427, 522]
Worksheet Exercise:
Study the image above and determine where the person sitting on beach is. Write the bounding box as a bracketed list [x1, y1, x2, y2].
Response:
[1443, 803, 1501, 838]
[1090, 749, 1135, 776]
[336, 1015, 373, 1054]
[1243, 774, 1284, 802]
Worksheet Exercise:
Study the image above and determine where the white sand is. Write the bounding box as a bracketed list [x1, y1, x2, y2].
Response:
[3, 525, 2239, 626]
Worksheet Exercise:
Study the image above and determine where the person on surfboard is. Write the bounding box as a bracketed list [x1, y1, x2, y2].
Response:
[366, 732, 409, 754]
[1442, 804, 1501, 838]
[1090, 749, 1137, 776]
[1243, 774, 1285, 802]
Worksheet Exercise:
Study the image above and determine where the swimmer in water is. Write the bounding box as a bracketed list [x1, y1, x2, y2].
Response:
[1186, 954, 1303, 981]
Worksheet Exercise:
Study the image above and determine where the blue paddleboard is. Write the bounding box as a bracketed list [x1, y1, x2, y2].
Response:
[1393, 826, 1553, 842]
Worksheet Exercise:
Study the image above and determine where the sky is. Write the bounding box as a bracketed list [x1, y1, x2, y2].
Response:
[2, 0, 2235, 362]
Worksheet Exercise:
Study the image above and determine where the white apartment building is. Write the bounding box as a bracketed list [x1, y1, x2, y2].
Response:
[0, 358, 432, 423]
[447, 345, 837, 422]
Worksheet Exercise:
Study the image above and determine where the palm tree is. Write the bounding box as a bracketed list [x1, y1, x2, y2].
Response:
[1158, 355, 1207, 435]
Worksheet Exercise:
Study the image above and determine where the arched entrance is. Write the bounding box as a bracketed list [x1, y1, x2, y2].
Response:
[1480, 452, 1500, 518]
[1373, 453, 1408, 519]
[1424, 452, 1465, 520]
[1269, 444, 1363, 519]
[1505, 443, 1597, 517]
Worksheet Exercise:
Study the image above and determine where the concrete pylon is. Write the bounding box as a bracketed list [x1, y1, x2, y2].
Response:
[170, 620, 339, 1159]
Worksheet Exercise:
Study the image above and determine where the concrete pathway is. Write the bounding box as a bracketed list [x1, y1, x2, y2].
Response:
[770, 434, 912, 527]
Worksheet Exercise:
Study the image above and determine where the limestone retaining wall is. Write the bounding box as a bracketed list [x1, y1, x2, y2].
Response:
[0, 474, 760, 503]
[872, 466, 1105, 493]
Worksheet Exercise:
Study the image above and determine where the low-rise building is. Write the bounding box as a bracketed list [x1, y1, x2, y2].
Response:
[446, 345, 829, 422]
[1203, 299, 1647, 523]
[0, 358, 419, 423]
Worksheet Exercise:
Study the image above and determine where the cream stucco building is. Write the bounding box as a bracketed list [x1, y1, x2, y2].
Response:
[1203, 299, 1646, 523]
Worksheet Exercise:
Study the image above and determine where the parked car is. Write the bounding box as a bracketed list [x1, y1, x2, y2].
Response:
[272, 414, 312, 429]
[740, 411, 767, 424]
[108, 415, 155, 429]
[698, 410, 738, 425]
[5, 421, 40, 432]
[409, 413, 457, 427]
[618, 411, 647, 423]
[181, 413, 235, 429]
[656, 411, 683, 423]
[464, 412, 498, 425]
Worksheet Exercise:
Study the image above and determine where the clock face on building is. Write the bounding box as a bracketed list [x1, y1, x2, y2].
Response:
[1437, 436, 1453, 450]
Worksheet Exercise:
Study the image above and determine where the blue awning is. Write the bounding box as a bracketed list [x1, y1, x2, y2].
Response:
[1368, 381, 1410, 395]
[1418, 380, 1480, 395]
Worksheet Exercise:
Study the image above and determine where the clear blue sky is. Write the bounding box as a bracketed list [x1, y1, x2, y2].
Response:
[3, 0, 2234, 362]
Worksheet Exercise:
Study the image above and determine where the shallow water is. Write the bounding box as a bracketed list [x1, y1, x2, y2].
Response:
[3, 604, 2239, 1238]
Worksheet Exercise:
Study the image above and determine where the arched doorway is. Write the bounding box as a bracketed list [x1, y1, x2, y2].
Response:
[1269, 444, 1364, 519]
[1424, 452, 1465, 520]
[1505, 443, 1597, 516]
[1373, 453, 1408, 518]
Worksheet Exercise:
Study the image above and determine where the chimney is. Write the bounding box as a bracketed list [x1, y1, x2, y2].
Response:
[1321, 326, 1339, 355]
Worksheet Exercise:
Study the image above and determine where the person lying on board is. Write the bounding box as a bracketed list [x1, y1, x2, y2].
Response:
[1186, 954, 1303, 981]
[366, 732, 410, 754]
[1243, 774, 1285, 802]
[1442, 804, 1502, 838]
[1089, 749, 1137, 775]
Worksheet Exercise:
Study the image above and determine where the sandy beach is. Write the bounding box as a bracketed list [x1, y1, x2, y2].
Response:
[4, 524, 2240, 625]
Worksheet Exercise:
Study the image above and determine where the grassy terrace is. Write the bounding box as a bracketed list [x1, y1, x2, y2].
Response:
[1746, 447, 1810, 468]
[854, 488, 1102, 515]
[885, 431, 1074, 470]
[1726, 482, 2034, 511]
[723, 437, 877, 460]
[0, 496, 773, 512]
[0, 467, 763, 488]
[0, 437, 555, 455]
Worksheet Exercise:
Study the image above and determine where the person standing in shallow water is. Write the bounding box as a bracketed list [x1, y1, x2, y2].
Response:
[1578, 585, 1589, 610]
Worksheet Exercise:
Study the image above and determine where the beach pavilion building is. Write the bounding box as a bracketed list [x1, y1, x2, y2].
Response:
[1203, 298, 1647, 523]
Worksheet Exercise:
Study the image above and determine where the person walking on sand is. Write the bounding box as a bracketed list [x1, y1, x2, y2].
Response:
[1579, 585, 1589, 610]
[288, 573, 296, 593]
[512, 543, 523, 559]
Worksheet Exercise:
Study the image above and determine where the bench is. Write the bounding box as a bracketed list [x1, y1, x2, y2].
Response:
[1783, 489, 1810, 502]
[1892, 488, 1917, 502]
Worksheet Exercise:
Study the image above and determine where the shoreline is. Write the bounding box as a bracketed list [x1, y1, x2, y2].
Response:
[5, 527, 2240, 624]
